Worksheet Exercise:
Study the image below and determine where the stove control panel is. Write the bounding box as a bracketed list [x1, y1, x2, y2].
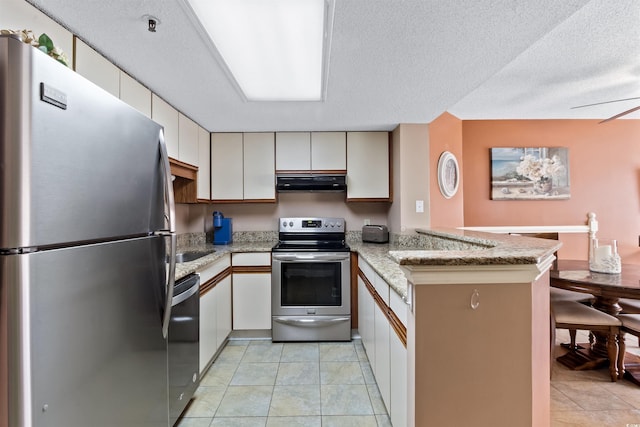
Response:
[279, 217, 345, 233]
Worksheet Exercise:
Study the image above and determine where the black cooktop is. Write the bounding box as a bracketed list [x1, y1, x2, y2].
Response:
[272, 240, 350, 253]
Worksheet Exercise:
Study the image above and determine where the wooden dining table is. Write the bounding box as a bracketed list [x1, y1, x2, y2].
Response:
[551, 259, 640, 384]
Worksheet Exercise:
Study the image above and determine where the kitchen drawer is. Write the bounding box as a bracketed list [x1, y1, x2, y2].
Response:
[390, 289, 407, 327]
[232, 252, 270, 266]
[374, 274, 390, 306]
[360, 256, 389, 304]
[197, 254, 231, 283]
[358, 256, 375, 283]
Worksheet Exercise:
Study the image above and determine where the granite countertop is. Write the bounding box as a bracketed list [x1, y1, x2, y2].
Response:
[389, 227, 561, 267]
[348, 240, 410, 300]
[173, 240, 277, 280]
[350, 227, 560, 301]
[173, 227, 560, 305]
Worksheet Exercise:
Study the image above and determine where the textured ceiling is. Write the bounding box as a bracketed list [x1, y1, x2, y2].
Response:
[26, 0, 640, 131]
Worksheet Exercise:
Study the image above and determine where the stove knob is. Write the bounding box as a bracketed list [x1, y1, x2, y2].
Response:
[289, 221, 294, 227]
[282, 221, 287, 227]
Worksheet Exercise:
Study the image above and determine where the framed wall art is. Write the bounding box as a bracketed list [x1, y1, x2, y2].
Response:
[490, 147, 570, 200]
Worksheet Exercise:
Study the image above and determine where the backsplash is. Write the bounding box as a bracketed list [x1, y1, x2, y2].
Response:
[177, 231, 278, 248]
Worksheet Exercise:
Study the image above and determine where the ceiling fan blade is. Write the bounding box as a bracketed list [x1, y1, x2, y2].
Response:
[599, 104, 640, 123]
[572, 96, 640, 109]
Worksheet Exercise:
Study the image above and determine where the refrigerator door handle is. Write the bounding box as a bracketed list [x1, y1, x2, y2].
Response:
[162, 233, 177, 338]
[158, 129, 176, 234]
[157, 129, 177, 339]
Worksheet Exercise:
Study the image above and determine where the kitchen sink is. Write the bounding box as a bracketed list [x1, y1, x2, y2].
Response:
[171, 250, 215, 264]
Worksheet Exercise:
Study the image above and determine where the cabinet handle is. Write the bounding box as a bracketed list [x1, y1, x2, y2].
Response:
[470, 289, 480, 310]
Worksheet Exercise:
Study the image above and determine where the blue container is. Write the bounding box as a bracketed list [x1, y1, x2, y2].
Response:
[213, 217, 232, 245]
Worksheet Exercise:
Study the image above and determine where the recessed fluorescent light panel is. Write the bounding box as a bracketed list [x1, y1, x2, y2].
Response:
[185, 0, 333, 101]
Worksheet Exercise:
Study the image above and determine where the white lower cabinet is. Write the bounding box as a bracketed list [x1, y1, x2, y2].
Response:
[199, 283, 217, 374]
[390, 329, 408, 427]
[198, 255, 231, 374]
[373, 302, 391, 413]
[358, 275, 375, 367]
[232, 253, 272, 330]
[358, 255, 408, 426]
[215, 276, 232, 349]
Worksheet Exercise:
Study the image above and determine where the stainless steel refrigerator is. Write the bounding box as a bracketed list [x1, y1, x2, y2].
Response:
[0, 34, 177, 426]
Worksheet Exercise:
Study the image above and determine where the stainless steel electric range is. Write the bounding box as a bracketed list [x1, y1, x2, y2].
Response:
[271, 217, 351, 342]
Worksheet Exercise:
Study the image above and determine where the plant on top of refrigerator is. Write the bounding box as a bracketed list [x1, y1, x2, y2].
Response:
[1, 29, 68, 66]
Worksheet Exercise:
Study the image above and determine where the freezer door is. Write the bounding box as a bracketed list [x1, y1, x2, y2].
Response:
[1, 236, 169, 427]
[0, 36, 166, 249]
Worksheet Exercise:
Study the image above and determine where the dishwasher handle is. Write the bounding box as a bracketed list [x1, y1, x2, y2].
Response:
[172, 274, 200, 307]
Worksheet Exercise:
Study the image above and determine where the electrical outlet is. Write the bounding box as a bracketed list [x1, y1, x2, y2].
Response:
[364, 218, 371, 226]
[416, 200, 424, 213]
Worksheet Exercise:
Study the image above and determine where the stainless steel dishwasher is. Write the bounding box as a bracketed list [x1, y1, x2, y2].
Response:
[168, 273, 200, 426]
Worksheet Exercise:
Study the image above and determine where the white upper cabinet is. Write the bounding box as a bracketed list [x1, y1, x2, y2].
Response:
[151, 94, 179, 159]
[197, 126, 211, 200]
[178, 113, 199, 166]
[211, 132, 275, 202]
[1, 0, 73, 67]
[276, 131, 347, 172]
[243, 133, 275, 200]
[211, 133, 243, 200]
[74, 38, 119, 98]
[346, 131, 390, 201]
[119, 72, 151, 118]
[276, 132, 311, 171]
[311, 132, 346, 171]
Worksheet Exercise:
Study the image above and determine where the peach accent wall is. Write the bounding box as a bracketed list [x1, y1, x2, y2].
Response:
[429, 113, 465, 227]
[461, 119, 640, 264]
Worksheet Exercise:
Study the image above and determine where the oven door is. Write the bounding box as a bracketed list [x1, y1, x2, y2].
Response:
[271, 252, 351, 316]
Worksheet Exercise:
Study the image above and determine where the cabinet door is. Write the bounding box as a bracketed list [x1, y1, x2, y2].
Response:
[211, 133, 243, 200]
[178, 113, 199, 166]
[119, 72, 151, 118]
[311, 132, 346, 171]
[346, 132, 390, 200]
[199, 286, 217, 374]
[374, 302, 391, 413]
[74, 38, 119, 97]
[243, 133, 275, 200]
[390, 330, 407, 427]
[215, 276, 232, 349]
[2, 0, 73, 62]
[152, 94, 179, 159]
[358, 276, 375, 367]
[275, 132, 310, 171]
[232, 273, 272, 330]
[197, 127, 211, 200]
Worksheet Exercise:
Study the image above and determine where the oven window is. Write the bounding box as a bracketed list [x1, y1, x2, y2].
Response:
[281, 262, 342, 306]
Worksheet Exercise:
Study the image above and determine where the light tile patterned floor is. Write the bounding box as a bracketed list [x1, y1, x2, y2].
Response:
[179, 333, 640, 427]
[178, 340, 391, 427]
[552, 329, 640, 427]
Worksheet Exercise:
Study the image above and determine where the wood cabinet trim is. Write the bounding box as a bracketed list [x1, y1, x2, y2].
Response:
[358, 268, 407, 347]
[232, 265, 272, 274]
[200, 266, 232, 296]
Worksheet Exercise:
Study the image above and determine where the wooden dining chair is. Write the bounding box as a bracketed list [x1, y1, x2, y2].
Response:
[616, 313, 640, 380]
[552, 300, 622, 381]
[618, 299, 640, 346]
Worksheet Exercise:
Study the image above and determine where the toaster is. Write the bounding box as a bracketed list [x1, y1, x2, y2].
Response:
[362, 225, 389, 243]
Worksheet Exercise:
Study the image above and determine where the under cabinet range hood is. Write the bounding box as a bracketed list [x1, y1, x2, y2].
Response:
[276, 174, 347, 192]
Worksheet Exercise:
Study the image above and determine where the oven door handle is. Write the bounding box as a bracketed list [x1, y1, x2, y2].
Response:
[272, 253, 349, 262]
[272, 316, 351, 327]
